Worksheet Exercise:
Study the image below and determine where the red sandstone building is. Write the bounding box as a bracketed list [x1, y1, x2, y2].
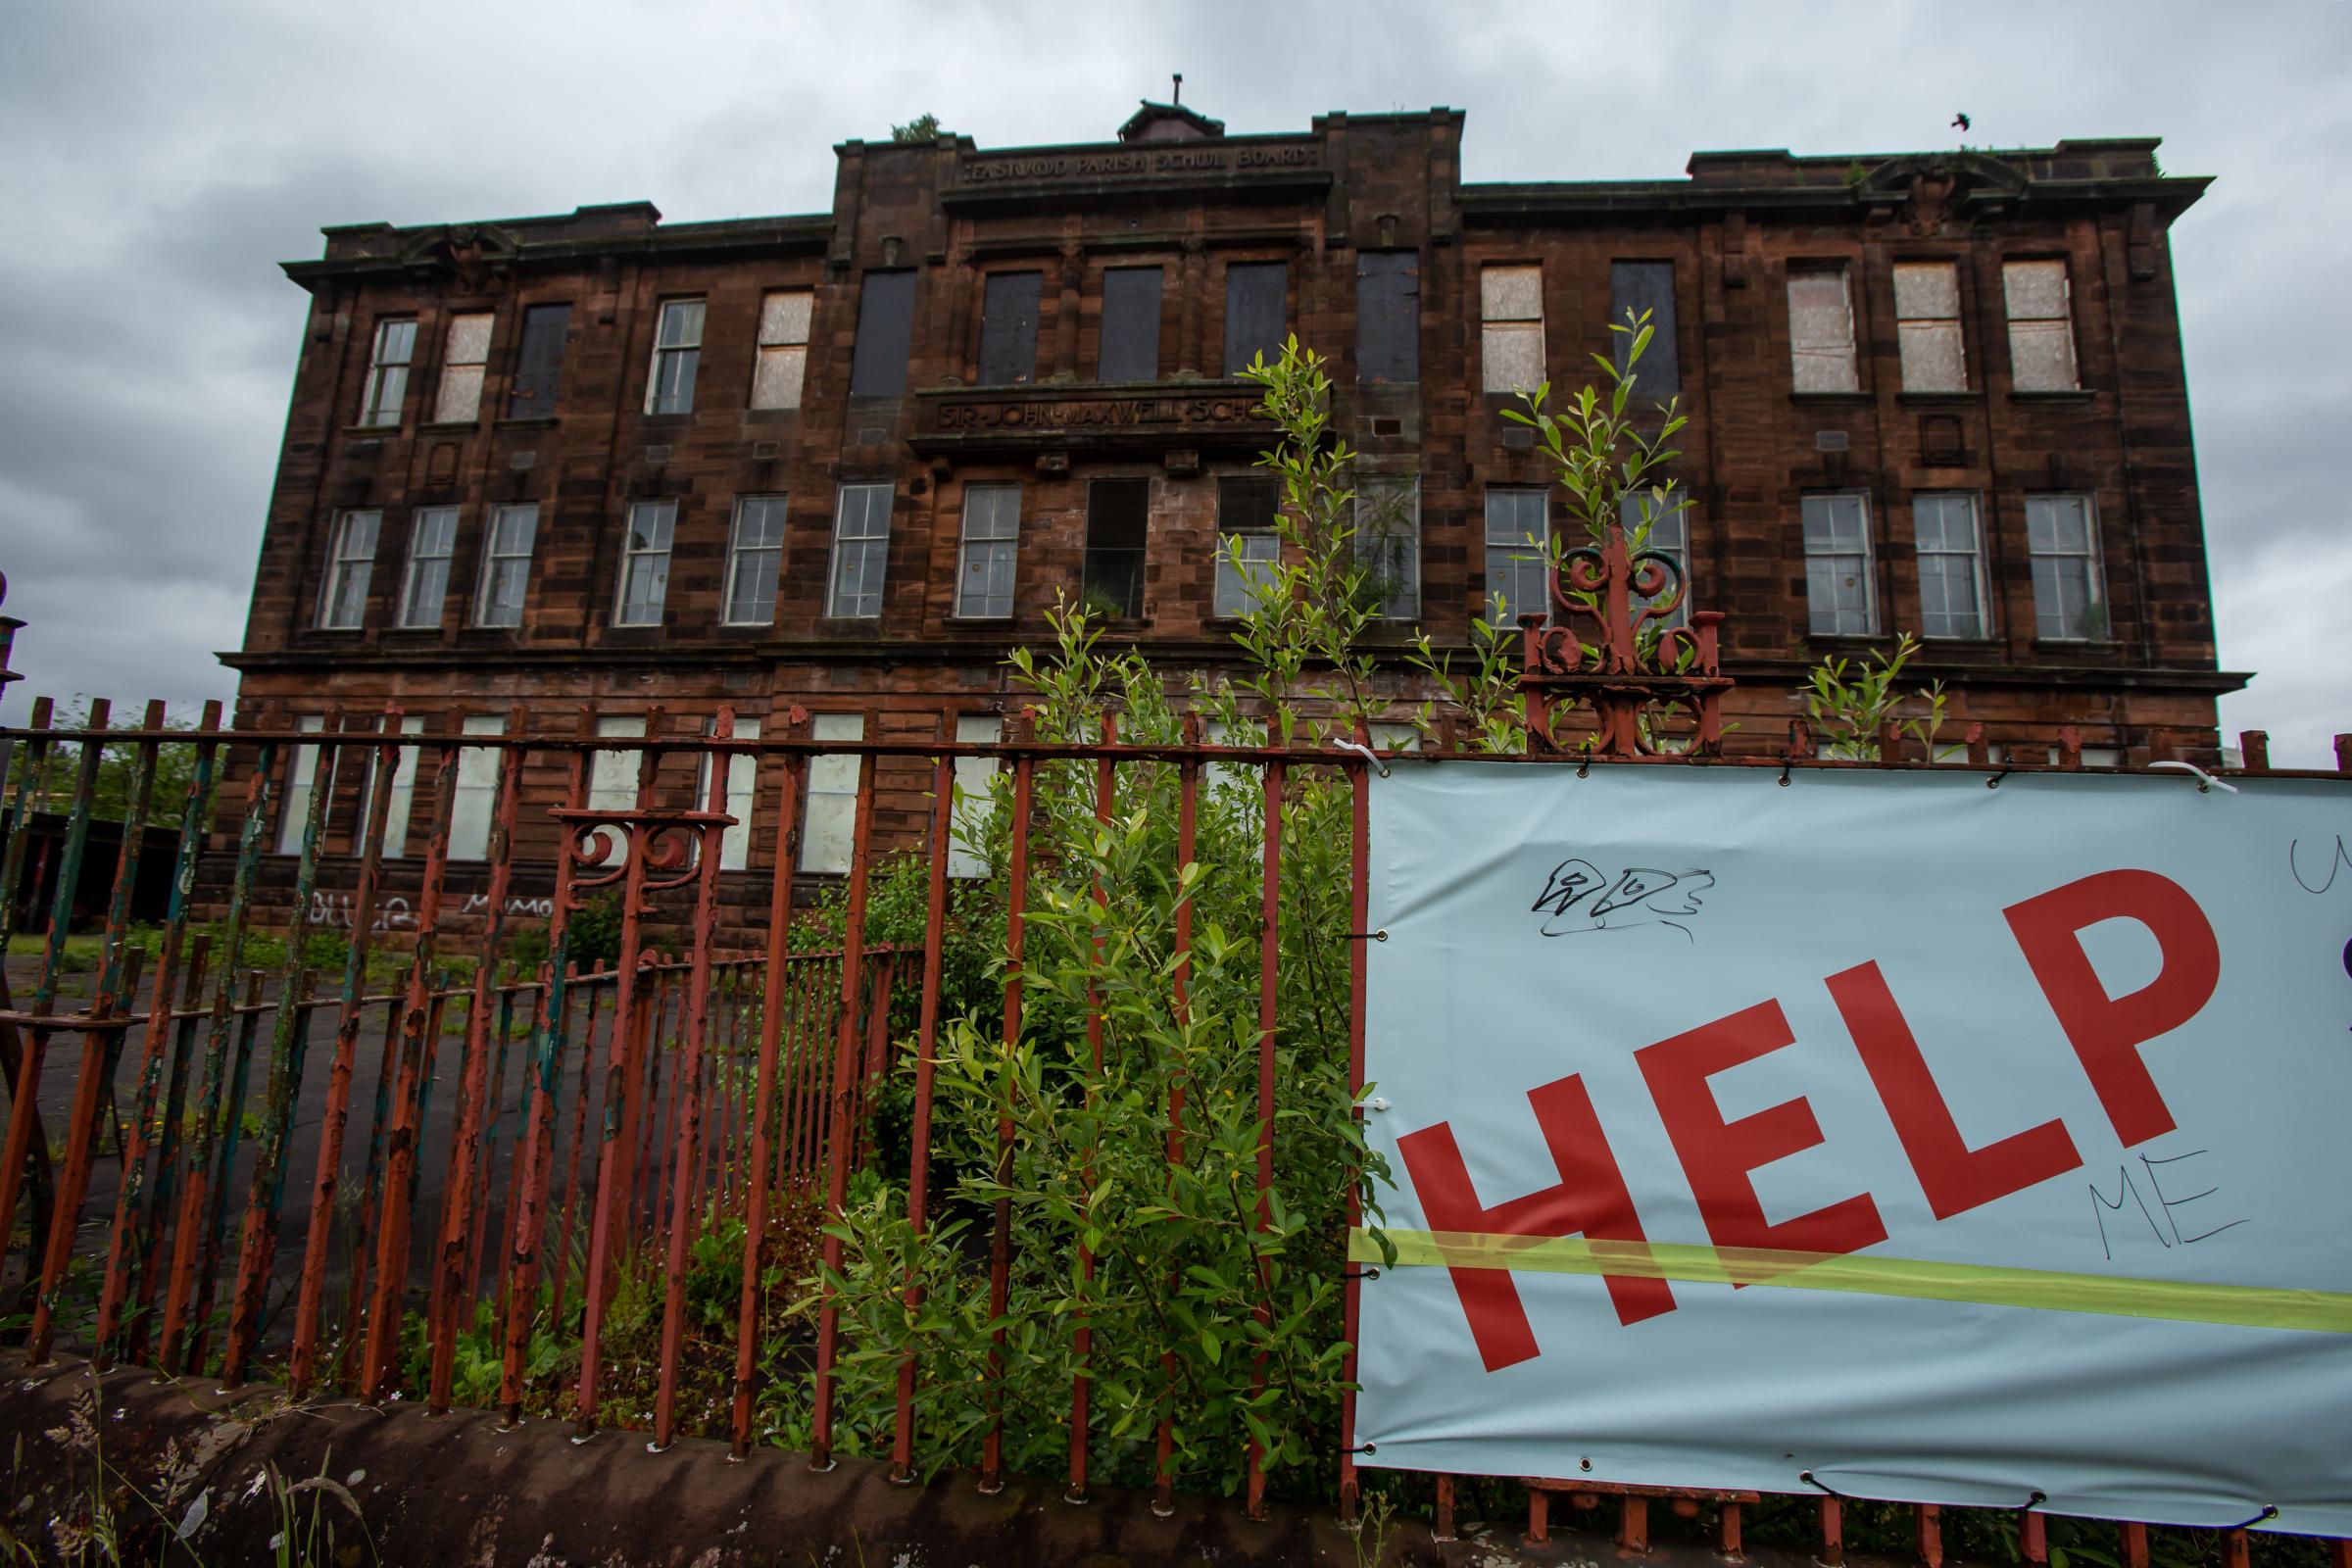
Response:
[224, 102, 2239, 881]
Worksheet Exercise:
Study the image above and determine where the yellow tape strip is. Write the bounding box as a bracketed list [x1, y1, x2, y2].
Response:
[1348, 1229, 2352, 1335]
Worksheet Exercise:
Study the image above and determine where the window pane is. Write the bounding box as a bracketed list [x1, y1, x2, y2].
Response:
[949, 714, 1003, 880]
[1481, 266, 1543, 322]
[1484, 489, 1549, 626]
[751, 344, 807, 410]
[1222, 262, 1287, 374]
[1098, 267, 1163, 382]
[657, 300, 706, 348]
[372, 714, 424, 858]
[399, 507, 457, 628]
[449, 715, 506, 861]
[507, 303, 570, 419]
[1482, 320, 1544, 394]
[1621, 490, 1689, 628]
[1356, 475, 1419, 619]
[759, 291, 812, 346]
[956, 484, 1020, 617]
[588, 715, 646, 812]
[2026, 495, 2089, 552]
[1801, 494, 1875, 635]
[1892, 263, 1959, 321]
[978, 270, 1043, 386]
[278, 715, 326, 854]
[1083, 478, 1149, 617]
[801, 712, 865, 873]
[378, 319, 416, 365]
[725, 496, 786, 625]
[699, 717, 760, 870]
[850, 271, 917, 397]
[827, 484, 892, 617]
[477, 505, 537, 627]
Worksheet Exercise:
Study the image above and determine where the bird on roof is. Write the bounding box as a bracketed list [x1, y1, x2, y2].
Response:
[1951, 113, 1972, 131]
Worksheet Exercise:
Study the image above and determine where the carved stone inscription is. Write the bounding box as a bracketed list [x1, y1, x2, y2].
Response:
[960, 142, 1318, 184]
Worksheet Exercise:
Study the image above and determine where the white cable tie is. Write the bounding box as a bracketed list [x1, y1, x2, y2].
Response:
[2148, 760, 2238, 795]
[1332, 738, 1391, 778]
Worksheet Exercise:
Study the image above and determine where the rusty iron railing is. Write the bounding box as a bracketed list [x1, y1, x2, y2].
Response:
[2, 555, 2349, 1563]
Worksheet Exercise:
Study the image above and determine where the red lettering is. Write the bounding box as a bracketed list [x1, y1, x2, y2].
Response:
[1635, 1000, 1887, 1262]
[1396, 1074, 1673, 1372]
[2004, 869, 2219, 1147]
[1827, 959, 2082, 1219]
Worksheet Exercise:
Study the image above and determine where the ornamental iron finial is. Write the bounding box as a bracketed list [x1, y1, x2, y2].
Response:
[1517, 523, 1733, 758]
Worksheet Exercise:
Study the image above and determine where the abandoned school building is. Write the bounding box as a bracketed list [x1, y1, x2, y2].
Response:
[219, 100, 2238, 908]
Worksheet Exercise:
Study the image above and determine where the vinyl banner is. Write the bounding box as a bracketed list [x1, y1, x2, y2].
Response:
[1354, 764, 2352, 1534]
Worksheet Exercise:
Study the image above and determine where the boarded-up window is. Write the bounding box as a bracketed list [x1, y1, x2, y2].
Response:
[1801, 492, 1876, 635]
[723, 495, 787, 626]
[1213, 475, 1282, 617]
[977, 271, 1042, 386]
[449, 714, 507, 862]
[751, 291, 812, 410]
[1480, 266, 1544, 393]
[1483, 488, 1549, 625]
[1913, 493, 1988, 639]
[1788, 268, 1859, 393]
[2004, 261, 2080, 392]
[1083, 478, 1149, 618]
[956, 484, 1020, 618]
[1356, 252, 1419, 383]
[433, 313, 494, 422]
[826, 483, 893, 617]
[2027, 495, 2104, 639]
[801, 712, 865, 874]
[645, 299, 704, 415]
[1894, 263, 1967, 392]
[1098, 267, 1162, 381]
[1609, 262, 1679, 396]
[507, 304, 570, 419]
[949, 714, 1003, 880]
[1223, 262, 1288, 374]
[1356, 474, 1420, 619]
[850, 270, 917, 396]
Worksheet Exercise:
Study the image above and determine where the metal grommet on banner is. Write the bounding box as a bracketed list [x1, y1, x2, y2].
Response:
[1332, 738, 1390, 778]
[1577, 758, 1592, 778]
[1985, 766, 2012, 790]
[1798, 1471, 1853, 1500]
[1346, 929, 1390, 942]
[1779, 760, 1793, 787]
[2224, 1504, 2278, 1531]
[1344, 1442, 1378, 1456]
[2020, 1490, 2048, 1513]
[1344, 1266, 1382, 1281]
[2150, 760, 2239, 795]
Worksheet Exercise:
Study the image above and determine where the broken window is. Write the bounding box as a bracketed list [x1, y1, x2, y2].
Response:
[1788, 267, 1859, 393]
[397, 507, 457, 629]
[2004, 260, 2081, 392]
[955, 483, 1020, 618]
[723, 495, 788, 626]
[1098, 267, 1162, 381]
[1222, 262, 1287, 374]
[1083, 478, 1149, 618]
[1483, 487, 1549, 625]
[1609, 262, 1679, 395]
[850, 271, 917, 396]
[473, 503, 538, 628]
[1480, 266, 1544, 394]
[1356, 252, 1419, 383]
[360, 318, 415, 426]
[826, 482, 893, 617]
[2027, 494, 2104, 640]
[646, 299, 705, 415]
[1355, 474, 1420, 620]
[432, 313, 494, 422]
[977, 270, 1042, 386]
[1213, 475, 1281, 617]
[1914, 493, 1989, 639]
[318, 510, 379, 629]
[1801, 492, 1876, 635]
[1894, 262, 1967, 392]
[506, 303, 570, 419]
[613, 499, 675, 626]
[751, 291, 812, 410]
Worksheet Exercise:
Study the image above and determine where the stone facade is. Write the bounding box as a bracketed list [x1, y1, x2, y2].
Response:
[221, 105, 2241, 890]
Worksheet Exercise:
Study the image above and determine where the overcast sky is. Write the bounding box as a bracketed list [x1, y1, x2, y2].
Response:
[2, 1, 2344, 760]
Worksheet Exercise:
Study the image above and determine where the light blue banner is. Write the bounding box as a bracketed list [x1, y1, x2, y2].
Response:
[1357, 763, 2352, 1534]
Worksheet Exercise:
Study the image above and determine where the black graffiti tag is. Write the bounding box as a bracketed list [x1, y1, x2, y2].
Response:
[1531, 857, 1715, 942]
